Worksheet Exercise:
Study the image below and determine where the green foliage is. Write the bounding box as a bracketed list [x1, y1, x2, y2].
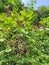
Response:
[38, 6, 49, 18]
[40, 17, 49, 28]
[0, 0, 49, 65]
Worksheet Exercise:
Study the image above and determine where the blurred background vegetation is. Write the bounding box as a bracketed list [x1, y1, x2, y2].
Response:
[0, 0, 49, 65]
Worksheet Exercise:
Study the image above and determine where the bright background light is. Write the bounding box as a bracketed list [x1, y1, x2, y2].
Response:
[22, 0, 49, 9]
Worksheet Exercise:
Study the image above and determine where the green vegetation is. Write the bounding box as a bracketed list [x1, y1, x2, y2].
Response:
[0, 0, 49, 65]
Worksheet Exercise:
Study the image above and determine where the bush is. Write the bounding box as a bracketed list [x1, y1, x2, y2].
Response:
[0, 0, 49, 65]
